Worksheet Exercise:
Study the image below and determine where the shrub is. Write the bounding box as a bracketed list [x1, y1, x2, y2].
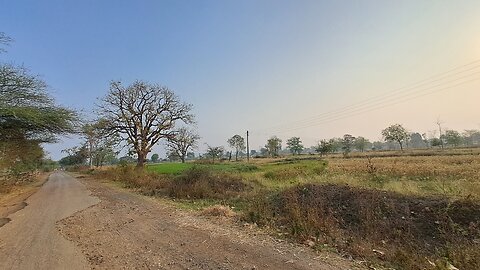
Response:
[93, 164, 170, 196]
[168, 167, 250, 199]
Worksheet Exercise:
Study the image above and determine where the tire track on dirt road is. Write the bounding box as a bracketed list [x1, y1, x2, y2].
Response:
[0, 172, 99, 270]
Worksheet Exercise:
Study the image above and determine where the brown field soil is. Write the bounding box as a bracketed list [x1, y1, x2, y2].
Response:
[59, 175, 364, 270]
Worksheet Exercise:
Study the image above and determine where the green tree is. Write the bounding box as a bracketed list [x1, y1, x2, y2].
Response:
[315, 139, 333, 156]
[98, 81, 194, 168]
[286, 137, 304, 155]
[265, 136, 282, 157]
[1, 64, 79, 143]
[341, 134, 356, 156]
[59, 146, 88, 167]
[463, 130, 480, 146]
[443, 130, 462, 147]
[151, 153, 159, 163]
[206, 145, 224, 163]
[354, 136, 370, 152]
[1, 37, 78, 176]
[381, 124, 409, 150]
[430, 137, 443, 148]
[227, 134, 246, 161]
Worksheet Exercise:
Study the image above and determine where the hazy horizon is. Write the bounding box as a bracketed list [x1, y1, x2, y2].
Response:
[1, 0, 480, 160]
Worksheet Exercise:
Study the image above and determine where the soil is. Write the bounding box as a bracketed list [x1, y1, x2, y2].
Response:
[0, 172, 49, 227]
[0, 172, 99, 270]
[58, 176, 363, 270]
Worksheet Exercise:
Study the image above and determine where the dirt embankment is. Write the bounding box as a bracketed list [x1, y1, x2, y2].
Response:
[59, 177, 362, 270]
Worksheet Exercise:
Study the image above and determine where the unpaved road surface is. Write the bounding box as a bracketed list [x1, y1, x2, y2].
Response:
[0, 171, 99, 270]
[1, 173, 361, 270]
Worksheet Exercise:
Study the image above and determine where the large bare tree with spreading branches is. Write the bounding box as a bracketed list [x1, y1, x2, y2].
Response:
[98, 81, 194, 167]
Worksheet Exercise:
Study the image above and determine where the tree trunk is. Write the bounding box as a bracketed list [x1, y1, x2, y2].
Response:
[235, 150, 238, 161]
[136, 151, 147, 168]
[181, 156, 185, 163]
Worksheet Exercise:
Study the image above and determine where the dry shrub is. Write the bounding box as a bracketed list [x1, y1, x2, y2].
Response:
[168, 167, 250, 199]
[94, 164, 170, 196]
[201, 205, 236, 217]
[246, 184, 480, 270]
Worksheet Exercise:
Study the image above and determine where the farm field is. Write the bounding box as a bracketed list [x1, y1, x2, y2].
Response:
[101, 148, 480, 269]
[147, 148, 480, 200]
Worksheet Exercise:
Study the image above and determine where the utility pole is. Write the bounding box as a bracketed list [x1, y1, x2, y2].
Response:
[246, 130, 249, 162]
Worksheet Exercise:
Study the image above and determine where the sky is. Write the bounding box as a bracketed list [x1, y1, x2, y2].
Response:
[1, 0, 480, 159]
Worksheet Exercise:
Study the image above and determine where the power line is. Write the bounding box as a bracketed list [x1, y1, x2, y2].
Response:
[264, 71, 480, 134]
[251, 59, 480, 135]
[266, 76, 480, 134]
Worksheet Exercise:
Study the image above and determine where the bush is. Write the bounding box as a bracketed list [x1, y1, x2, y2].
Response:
[94, 164, 170, 196]
[168, 166, 250, 199]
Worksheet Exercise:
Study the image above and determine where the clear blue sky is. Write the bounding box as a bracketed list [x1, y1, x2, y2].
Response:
[1, 1, 480, 159]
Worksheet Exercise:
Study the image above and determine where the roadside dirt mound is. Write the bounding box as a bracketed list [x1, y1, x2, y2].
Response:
[249, 184, 480, 269]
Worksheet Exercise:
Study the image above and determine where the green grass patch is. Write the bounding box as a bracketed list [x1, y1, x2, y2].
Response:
[146, 162, 194, 174]
[147, 162, 259, 175]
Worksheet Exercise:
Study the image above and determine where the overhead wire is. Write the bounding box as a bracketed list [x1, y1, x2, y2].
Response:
[251, 59, 480, 136]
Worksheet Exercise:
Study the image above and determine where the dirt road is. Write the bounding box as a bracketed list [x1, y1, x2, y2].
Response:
[0, 172, 99, 270]
[1, 172, 360, 270]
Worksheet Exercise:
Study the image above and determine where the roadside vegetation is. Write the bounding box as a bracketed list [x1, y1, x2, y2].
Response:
[0, 33, 75, 192]
[83, 147, 480, 270]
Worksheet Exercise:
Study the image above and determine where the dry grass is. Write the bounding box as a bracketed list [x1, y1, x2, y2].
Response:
[169, 167, 250, 199]
[201, 205, 236, 217]
[325, 155, 480, 199]
[245, 184, 480, 270]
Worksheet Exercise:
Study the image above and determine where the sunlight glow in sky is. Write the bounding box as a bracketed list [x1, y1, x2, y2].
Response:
[1, 0, 480, 159]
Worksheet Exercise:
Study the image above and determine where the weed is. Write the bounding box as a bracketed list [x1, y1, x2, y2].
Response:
[168, 166, 250, 199]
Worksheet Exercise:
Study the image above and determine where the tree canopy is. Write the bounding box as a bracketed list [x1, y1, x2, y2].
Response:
[382, 124, 409, 150]
[166, 127, 200, 163]
[98, 80, 194, 167]
[286, 137, 304, 155]
[0, 64, 79, 142]
[265, 136, 282, 157]
[227, 134, 246, 161]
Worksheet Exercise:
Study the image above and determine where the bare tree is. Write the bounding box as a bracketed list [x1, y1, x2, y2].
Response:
[436, 119, 445, 149]
[166, 127, 200, 163]
[227, 134, 245, 161]
[98, 81, 194, 167]
[82, 119, 120, 168]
